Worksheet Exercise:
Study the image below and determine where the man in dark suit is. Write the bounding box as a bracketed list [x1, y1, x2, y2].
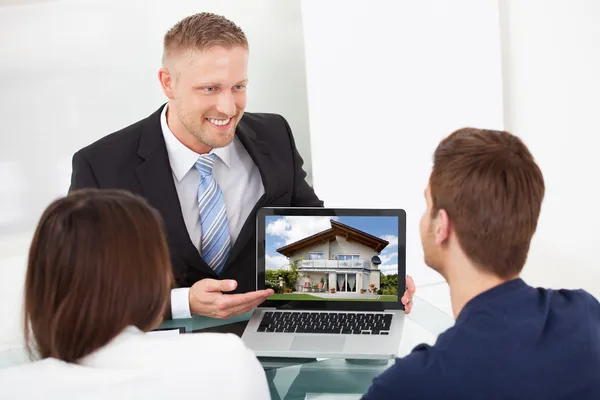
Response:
[70, 12, 415, 320]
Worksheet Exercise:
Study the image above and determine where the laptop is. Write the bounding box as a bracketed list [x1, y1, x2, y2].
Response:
[241, 207, 407, 359]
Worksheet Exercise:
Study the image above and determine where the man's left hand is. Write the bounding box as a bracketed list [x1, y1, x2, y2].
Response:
[401, 275, 416, 314]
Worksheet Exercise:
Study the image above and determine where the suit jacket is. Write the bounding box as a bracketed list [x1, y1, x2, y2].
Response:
[0, 326, 270, 399]
[69, 104, 323, 295]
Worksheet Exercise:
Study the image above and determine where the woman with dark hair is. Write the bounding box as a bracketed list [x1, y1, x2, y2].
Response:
[0, 189, 269, 399]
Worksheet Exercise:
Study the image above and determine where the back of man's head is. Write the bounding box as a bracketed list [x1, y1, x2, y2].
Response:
[429, 128, 545, 278]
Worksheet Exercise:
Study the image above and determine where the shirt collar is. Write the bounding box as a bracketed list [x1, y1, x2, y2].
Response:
[456, 277, 527, 322]
[160, 103, 231, 182]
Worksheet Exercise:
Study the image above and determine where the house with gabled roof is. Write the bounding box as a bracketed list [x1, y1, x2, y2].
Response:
[276, 220, 388, 293]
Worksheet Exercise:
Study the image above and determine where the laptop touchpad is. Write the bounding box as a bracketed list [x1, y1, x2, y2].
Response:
[291, 335, 346, 352]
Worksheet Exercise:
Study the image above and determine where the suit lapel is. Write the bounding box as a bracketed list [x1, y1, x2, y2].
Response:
[135, 106, 216, 279]
[223, 120, 282, 271]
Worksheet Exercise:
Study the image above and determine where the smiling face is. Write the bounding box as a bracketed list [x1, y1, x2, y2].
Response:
[159, 45, 249, 152]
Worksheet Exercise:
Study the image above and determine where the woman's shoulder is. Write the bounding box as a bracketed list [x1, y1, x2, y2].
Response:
[1, 332, 270, 399]
[159, 332, 250, 358]
[0, 357, 143, 399]
[82, 327, 253, 370]
[139, 331, 260, 371]
[144, 332, 270, 398]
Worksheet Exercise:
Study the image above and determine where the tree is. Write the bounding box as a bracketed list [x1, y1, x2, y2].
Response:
[265, 269, 279, 290]
[280, 259, 301, 290]
[380, 273, 399, 296]
[264, 259, 304, 292]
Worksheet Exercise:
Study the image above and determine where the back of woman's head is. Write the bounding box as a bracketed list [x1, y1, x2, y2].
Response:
[24, 188, 173, 363]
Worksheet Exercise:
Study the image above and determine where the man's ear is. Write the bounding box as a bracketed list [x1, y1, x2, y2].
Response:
[434, 209, 451, 245]
[158, 67, 175, 99]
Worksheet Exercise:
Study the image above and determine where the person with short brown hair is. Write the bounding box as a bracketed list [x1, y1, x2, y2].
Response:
[362, 128, 600, 399]
[0, 189, 269, 398]
[69, 12, 416, 321]
[426, 127, 545, 282]
[162, 11, 248, 66]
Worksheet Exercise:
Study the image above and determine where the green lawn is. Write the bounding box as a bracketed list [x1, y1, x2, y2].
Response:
[269, 294, 322, 301]
[268, 294, 398, 302]
[374, 295, 399, 302]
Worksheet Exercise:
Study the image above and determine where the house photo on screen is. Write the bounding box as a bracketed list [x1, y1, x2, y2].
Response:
[265, 215, 399, 301]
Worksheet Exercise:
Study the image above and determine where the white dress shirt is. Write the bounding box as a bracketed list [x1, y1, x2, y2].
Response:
[161, 104, 265, 318]
[0, 327, 270, 399]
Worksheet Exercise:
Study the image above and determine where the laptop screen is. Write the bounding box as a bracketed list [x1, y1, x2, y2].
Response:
[263, 214, 400, 303]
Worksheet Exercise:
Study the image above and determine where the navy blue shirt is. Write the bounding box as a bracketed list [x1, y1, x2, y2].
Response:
[362, 278, 600, 399]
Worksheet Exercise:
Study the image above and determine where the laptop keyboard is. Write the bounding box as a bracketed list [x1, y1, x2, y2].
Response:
[257, 311, 392, 335]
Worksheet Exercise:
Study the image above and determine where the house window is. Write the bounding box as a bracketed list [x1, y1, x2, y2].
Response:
[338, 254, 360, 260]
[309, 252, 324, 260]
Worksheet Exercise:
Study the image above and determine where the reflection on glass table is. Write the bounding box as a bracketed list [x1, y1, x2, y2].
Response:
[158, 295, 454, 400]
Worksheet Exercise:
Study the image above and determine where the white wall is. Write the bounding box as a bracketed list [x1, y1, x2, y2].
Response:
[0, 0, 313, 239]
[333, 237, 377, 262]
[0, 0, 311, 349]
[301, 0, 505, 288]
[499, 0, 600, 298]
[292, 242, 329, 262]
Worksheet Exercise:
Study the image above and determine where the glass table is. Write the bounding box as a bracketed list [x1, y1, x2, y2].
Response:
[0, 295, 454, 399]
[158, 295, 455, 399]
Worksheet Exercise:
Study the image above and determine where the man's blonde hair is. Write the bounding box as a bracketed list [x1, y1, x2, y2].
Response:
[162, 12, 248, 65]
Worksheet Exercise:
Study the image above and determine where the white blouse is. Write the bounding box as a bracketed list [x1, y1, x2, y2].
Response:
[0, 326, 270, 399]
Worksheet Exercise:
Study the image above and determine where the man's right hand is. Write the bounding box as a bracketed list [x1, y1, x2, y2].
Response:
[189, 278, 274, 319]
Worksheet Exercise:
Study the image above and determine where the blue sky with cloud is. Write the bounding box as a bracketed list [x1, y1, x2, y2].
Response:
[264, 215, 399, 275]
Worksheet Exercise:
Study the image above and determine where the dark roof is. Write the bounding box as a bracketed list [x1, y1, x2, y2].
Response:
[276, 220, 389, 257]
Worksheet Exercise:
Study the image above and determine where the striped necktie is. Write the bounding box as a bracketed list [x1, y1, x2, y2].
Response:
[195, 154, 231, 274]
